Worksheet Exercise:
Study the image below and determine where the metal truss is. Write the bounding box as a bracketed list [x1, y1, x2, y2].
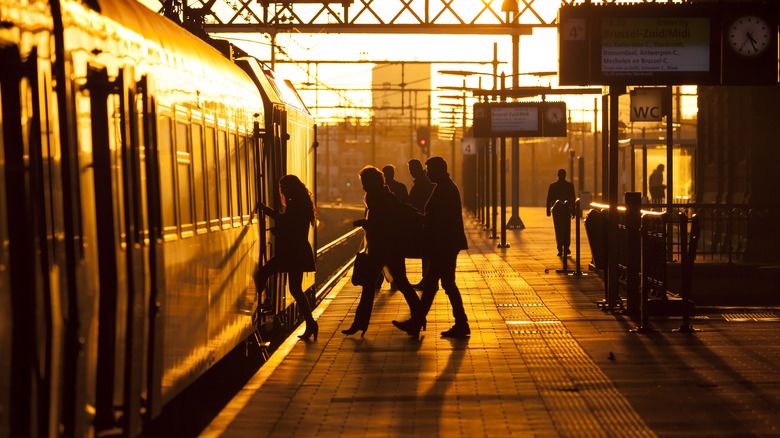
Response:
[198, 0, 571, 35]
[167, 0, 696, 36]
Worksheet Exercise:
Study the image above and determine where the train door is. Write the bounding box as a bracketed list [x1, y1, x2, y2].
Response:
[0, 45, 66, 438]
[85, 66, 149, 437]
[137, 77, 166, 427]
[263, 105, 286, 320]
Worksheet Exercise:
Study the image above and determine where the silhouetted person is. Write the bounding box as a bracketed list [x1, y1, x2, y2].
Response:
[649, 164, 666, 204]
[343, 166, 421, 337]
[383, 164, 410, 204]
[393, 156, 470, 338]
[407, 159, 434, 290]
[253, 175, 318, 341]
[546, 169, 575, 257]
[374, 165, 409, 291]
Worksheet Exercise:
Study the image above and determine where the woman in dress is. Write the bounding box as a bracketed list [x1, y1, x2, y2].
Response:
[254, 174, 318, 340]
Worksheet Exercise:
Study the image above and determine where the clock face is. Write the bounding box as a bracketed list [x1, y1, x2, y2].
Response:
[545, 106, 564, 124]
[728, 15, 771, 56]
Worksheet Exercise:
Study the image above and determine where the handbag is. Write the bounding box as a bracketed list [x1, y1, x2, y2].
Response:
[352, 251, 379, 287]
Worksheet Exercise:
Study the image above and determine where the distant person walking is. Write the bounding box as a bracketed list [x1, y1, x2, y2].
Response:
[649, 164, 666, 204]
[383, 164, 410, 204]
[253, 175, 318, 341]
[407, 159, 435, 290]
[343, 166, 421, 337]
[393, 156, 470, 338]
[546, 169, 576, 257]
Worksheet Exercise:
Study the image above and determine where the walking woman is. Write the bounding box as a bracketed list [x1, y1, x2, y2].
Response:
[254, 174, 318, 341]
[343, 166, 421, 336]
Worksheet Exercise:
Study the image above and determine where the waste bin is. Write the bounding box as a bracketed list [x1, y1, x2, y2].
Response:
[584, 208, 605, 269]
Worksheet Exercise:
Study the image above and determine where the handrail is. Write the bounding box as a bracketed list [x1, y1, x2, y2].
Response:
[589, 202, 665, 216]
[316, 227, 363, 257]
[315, 255, 357, 300]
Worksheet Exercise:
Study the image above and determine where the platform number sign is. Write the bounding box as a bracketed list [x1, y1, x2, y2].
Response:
[558, 7, 590, 85]
[461, 137, 477, 155]
[563, 18, 586, 41]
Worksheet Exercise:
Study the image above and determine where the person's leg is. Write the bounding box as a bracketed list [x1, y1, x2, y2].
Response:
[387, 256, 420, 318]
[288, 270, 318, 340]
[418, 254, 445, 320]
[439, 251, 467, 327]
[288, 270, 313, 324]
[347, 263, 383, 333]
[254, 257, 280, 305]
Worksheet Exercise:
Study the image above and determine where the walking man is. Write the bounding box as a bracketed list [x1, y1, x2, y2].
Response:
[393, 156, 470, 338]
[546, 169, 575, 257]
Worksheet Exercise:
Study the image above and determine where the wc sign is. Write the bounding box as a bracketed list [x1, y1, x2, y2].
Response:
[630, 88, 665, 122]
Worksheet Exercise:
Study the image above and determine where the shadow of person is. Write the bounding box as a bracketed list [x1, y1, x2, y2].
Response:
[395, 337, 469, 435]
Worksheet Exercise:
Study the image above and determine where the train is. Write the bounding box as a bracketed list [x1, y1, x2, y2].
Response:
[0, 0, 316, 436]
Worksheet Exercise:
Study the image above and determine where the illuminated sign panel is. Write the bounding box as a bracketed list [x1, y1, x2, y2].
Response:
[473, 102, 566, 138]
[558, 3, 778, 86]
[491, 106, 538, 134]
[601, 17, 711, 75]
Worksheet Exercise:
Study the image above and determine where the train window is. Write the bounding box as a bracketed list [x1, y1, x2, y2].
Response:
[175, 120, 193, 234]
[217, 127, 230, 227]
[238, 134, 249, 224]
[205, 125, 219, 230]
[229, 132, 240, 225]
[157, 115, 177, 236]
[191, 123, 207, 231]
[245, 134, 256, 221]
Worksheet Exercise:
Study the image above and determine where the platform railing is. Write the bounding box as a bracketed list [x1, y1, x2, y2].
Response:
[640, 204, 779, 263]
[587, 201, 700, 329]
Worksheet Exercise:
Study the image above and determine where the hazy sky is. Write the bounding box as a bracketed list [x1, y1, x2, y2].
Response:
[138, 0, 697, 129]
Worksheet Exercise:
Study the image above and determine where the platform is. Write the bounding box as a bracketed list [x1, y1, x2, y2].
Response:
[201, 207, 780, 437]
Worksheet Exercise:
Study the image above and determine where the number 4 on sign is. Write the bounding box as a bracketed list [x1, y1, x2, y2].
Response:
[563, 18, 586, 41]
[461, 137, 477, 155]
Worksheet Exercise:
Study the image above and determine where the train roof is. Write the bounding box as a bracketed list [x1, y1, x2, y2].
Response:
[67, 0, 263, 110]
[236, 57, 311, 115]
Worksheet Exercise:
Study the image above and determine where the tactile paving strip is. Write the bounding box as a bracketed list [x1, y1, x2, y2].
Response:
[471, 252, 656, 437]
[722, 311, 780, 322]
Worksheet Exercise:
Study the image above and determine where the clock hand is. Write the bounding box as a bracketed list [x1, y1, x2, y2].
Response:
[747, 33, 759, 52]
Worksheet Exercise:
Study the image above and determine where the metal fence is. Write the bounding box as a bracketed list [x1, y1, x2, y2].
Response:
[662, 204, 779, 263]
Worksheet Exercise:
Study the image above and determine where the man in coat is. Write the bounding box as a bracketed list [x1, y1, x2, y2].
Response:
[546, 169, 576, 257]
[649, 164, 666, 203]
[393, 156, 470, 338]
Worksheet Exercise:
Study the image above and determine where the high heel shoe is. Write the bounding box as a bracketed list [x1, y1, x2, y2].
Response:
[299, 321, 318, 341]
[341, 325, 366, 337]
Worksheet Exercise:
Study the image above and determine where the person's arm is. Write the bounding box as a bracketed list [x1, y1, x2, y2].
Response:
[546, 185, 553, 216]
[260, 203, 278, 219]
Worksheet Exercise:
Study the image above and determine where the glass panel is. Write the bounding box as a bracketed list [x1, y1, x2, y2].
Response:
[229, 132, 239, 221]
[218, 128, 229, 221]
[246, 135, 256, 215]
[157, 116, 175, 231]
[205, 126, 218, 225]
[191, 124, 206, 226]
[238, 135, 248, 219]
[176, 121, 192, 227]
